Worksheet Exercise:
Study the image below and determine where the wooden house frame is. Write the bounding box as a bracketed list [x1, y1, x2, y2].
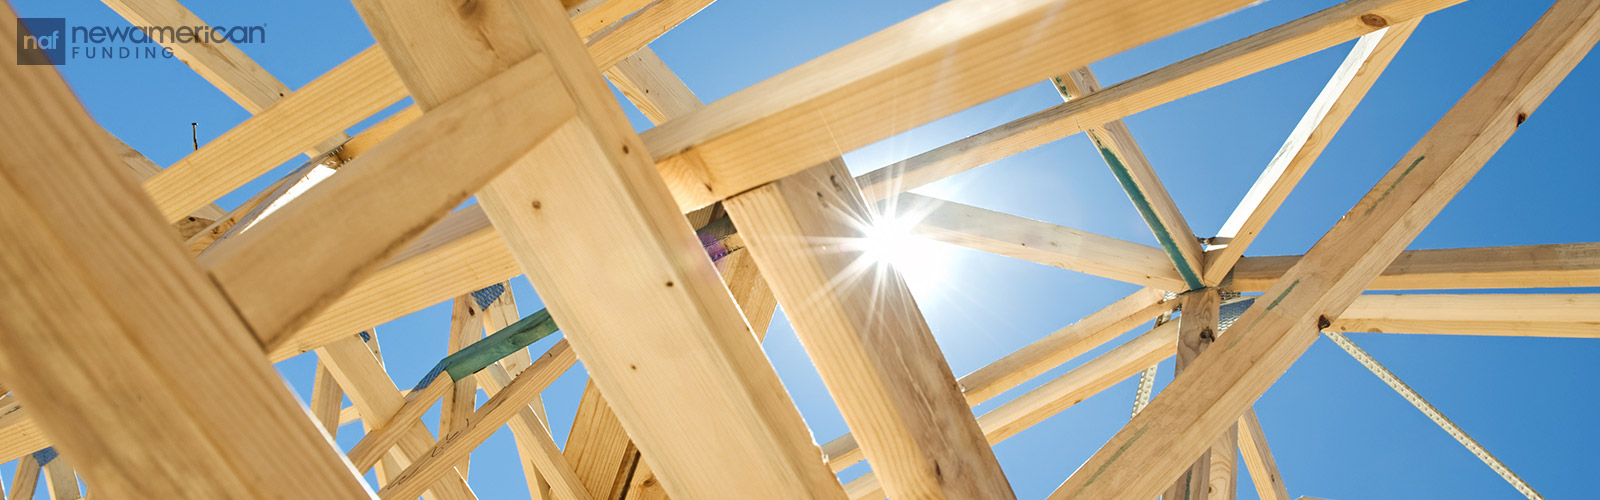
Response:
[1, 0, 1596, 498]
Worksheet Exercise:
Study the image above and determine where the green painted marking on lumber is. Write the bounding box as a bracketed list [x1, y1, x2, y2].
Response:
[1095, 138, 1205, 290]
[1227, 278, 1299, 350]
[443, 308, 559, 381]
[1365, 155, 1425, 216]
[1068, 424, 1151, 499]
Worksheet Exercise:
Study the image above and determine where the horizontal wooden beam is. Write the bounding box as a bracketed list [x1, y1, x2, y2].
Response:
[1230, 243, 1600, 291]
[900, 193, 1187, 290]
[853, 0, 1463, 201]
[641, 0, 1260, 212]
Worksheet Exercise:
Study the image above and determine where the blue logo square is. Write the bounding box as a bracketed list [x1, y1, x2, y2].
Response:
[17, 18, 65, 65]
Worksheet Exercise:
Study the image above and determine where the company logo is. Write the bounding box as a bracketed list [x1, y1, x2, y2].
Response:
[16, 17, 267, 65]
[17, 18, 65, 65]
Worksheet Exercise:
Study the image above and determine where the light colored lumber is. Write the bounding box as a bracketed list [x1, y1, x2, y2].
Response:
[41, 453, 80, 500]
[1331, 319, 1599, 338]
[1161, 290, 1229, 500]
[9, 454, 40, 500]
[443, 297, 483, 479]
[107, 134, 227, 222]
[728, 157, 1014, 499]
[380, 340, 586, 500]
[347, 376, 453, 474]
[585, 0, 714, 70]
[640, 0, 1260, 212]
[900, 193, 1187, 290]
[1237, 409, 1291, 500]
[311, 360, 346, 438]
[848, 322, 1180, 500]
[474, 286, 557, 500]
[99, 0, 348, 154]
[1055, 69, 1205, 290]
[352, 0, 844, 497]
[1229, 243, 1600, 291]
[1204, 21, 1420, 284]
[1047, 3, 1600, 497]
[142, 45, 405, 222]
[568, 0, 655, 37]
[0, 14, 373, 496]
[1341, 293, 1600, 324]
[853, 0, 1463, 201]
[195, 54, 570, 350]
[317, 336, 476, 500]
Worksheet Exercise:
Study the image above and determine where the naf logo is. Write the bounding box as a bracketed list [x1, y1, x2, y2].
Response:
[17, 17, 65, 65]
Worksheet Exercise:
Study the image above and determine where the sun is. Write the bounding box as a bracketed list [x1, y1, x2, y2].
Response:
[854, 201, 956, 294]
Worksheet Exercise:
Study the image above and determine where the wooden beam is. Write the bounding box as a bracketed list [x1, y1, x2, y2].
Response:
[379, 340, 585, 500]
[98, 0, 349, 155]
[0, 11, 372, 497]
[351, 0, 845, 498]
[443, 297, 483, 479]
[1204, 21, 1420, 284]
[8, 454, 39, 500]
[473, 285, 558, 500]
[824, 291, 1175, 475]
[728, 157, 1014, 499]
[898, 193, 1187, 290]
[1237, 409, 1291, 500]
[853, 0, 1463, 201]
[846, 321, 1179, 500]
[1047, 3, 1600, 497]
[196, 55, 574, 350]
[1161, 290, 1228, 500]
[317, 337, 476, 500]
[1054, 69, 1205, 290]
[140, 0, 705, 224]
[641, 0, 1259, 212]
[1230, 243, 1600, 291]
[142, 45, 405, 222]
[40, 451, 80, 500]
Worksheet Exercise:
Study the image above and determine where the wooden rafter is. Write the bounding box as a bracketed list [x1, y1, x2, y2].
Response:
[1048, 2, 1600, 497]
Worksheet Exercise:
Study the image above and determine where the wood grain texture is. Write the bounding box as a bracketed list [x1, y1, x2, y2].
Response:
[728, 157, 1014, 499]
[0, 12, 373, 497]
[1204, 20, 1420, 285]
[1237, 409, 1291, 500]
[1229, 243, 1600, 291]
[197, 55, 574, 351]
[901, 193, 1187, 290]
[1048, 3, 1600, 497]
[853, 0, 1464, 202]
[1055, 69, 1205, 290]
[641, 0, 1259, 212]
[351, 0, 844, 497]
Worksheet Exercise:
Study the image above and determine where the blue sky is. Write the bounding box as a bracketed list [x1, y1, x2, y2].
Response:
[8, 0, 1599, 498]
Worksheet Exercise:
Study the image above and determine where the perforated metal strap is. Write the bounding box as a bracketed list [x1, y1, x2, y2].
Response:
[1322, 331, 1544, 500]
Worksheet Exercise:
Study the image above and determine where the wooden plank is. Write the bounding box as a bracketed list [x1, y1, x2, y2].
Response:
[473, 285, 559, 500]
[900, 193, 1187, 290]
[1237, 409, 1291, 500]
[351, 0, 845, 498]
[728, 157, 1015, 499]
[585, 0, 715, 70]
[1204, 21, 1420, 285]
[1054, 69, 1205, 290]
[848, 322, 1179, 500]
[41, 452, 81, 500]
[641, 0, 1259, 212]
[380, 341, 586, 500]
[1229, 243, 1600, 291]
[0, 12, 373, 497]
[142, 45, 406, 222]
[1161, 290, 1227, 500]
[444, 297, 484, 479]
[317, 337, 477, 500]
[311, 360, 346, 438]
[853, 0, 1464, 201]
[99, 0, 348, 154]
[1047, 3, 1600, 497]
[1341, 293, 1600, 323]
[569, 0, 655, 37]
[8, 455, 40, 500]
[196, 55, 574, 350]
[107, 134, 227, 222]
[1332, 319, 1600, 338]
